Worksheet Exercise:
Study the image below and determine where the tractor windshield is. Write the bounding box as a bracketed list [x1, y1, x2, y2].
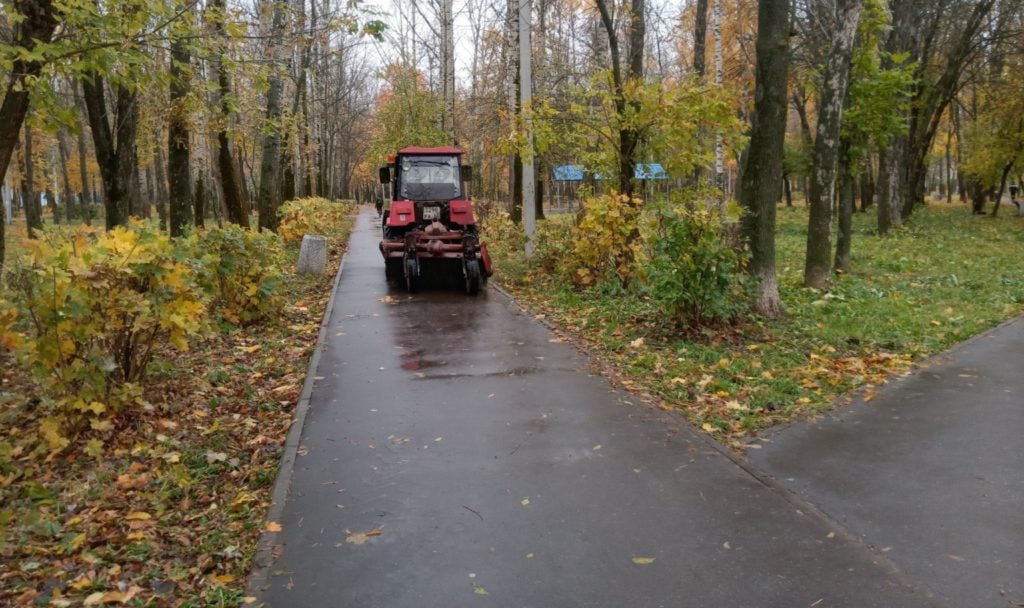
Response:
[398, 156, 461, 201]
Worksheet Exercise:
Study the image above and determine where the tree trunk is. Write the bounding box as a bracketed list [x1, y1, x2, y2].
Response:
[0, 0, 58, 189]
[693, 0, 709, 77]
[803, 0, 862, 290]
[21, 123, 42, 238]
[257, 0, 287, 232]
[991, 160, 1014, 218]
[168, 27, 193, 237]
[194, 176, 206, 229]
[82, 76, 137, 230]
[153, 143, 169, 231]
[535, 160, 545, 221]
[75, 99, 93, 226]
[47, 184, 59, 224]
[739, 0, 789, 318]
[130, 164, 145, 218]
[877, 137, 904, 234]
[595, 0, 644, 199]
[0, 0, 56, 271]
[210, 0, 248, 227]
[859, 156, 874, 211]
[57, 127, 76, 221]
[835, 140, 855, 273]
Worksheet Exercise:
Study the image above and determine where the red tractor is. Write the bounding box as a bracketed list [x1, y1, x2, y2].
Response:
[378, 146, 493, 294]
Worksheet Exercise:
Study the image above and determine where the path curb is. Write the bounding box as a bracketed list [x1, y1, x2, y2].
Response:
[245, 233, 352, 600]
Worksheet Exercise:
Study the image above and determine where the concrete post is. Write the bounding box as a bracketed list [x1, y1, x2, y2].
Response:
[297, 234, 328, 275]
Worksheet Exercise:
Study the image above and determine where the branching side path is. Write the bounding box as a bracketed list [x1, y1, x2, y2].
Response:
[249, 208, 1018, 606]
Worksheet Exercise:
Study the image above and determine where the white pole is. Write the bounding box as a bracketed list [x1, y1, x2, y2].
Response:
[442, 0, 455, 141]
[519, 0, 535, 256]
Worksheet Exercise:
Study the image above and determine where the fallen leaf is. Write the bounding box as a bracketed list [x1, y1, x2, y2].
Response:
[631, 557, 655, 565]
[214, 574, 235, 584]
[473, 584, 489, 595]
[124, 511, 151, 521]
[521, 498, 530, 506]
[265, 521, 283, 532]
[205, 451, 228, 464]
[345, 528, 382, 545]
[947, 554, 965, 562]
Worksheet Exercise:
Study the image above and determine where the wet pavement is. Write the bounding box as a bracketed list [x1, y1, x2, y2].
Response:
[749, 318, 1024, 607]
[249, 208, 982, 606]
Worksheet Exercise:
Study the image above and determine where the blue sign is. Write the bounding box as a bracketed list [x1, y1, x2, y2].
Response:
[635, 163, 668, 180]
[553, 165, 584, 181]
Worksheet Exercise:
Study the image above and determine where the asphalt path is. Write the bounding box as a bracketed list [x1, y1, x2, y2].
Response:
[749, 317, 1024, 607]
[250, 208, 952, 607]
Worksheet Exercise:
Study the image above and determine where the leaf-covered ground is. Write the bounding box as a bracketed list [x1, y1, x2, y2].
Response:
[492, 202, 1024, 448]
[0, 217, 352, 607]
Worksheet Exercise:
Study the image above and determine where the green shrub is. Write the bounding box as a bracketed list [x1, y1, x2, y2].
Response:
[278, 197, 353, 245]
[5, 222, 206, 447]
[531, 217, 576, 280]
[643, 206, 747, 327]
[183, 224, 284, 326]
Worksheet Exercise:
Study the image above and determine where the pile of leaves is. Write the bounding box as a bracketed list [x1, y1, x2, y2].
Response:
[0, 212, 354, 606]
[488, 203, 1024, 447]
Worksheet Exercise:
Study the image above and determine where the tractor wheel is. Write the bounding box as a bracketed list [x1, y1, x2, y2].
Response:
[404, 257, 419, 293]
[465, 259, 482, 296]
[385, 259, 402, 280]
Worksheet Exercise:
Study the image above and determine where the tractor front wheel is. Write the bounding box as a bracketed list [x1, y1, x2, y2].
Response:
[465, 259, 482, 296]
[405, 257, 419, 293]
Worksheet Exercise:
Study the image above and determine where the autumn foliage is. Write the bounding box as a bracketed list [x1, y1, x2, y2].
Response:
[4, 222, 205, 450]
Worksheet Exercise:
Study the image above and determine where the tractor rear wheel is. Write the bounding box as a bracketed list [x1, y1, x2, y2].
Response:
[465, 259, 482, 295]
[405, 257, 419, 293]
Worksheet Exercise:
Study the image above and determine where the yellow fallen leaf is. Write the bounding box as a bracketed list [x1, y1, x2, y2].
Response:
[70, 576, 92, 591]
[214, 574, 235, 584]
[124, 512, 151, 521]
[125, 531, 146, 541]
[243, 597, 258, 605]
[701, 423, 715, 433]
[632, 557, 655, 565]
[265, 521, 283, 532]
[473, 584, 489, 595]
[345, 528, 381, 545]
[521, 497, 530, 506]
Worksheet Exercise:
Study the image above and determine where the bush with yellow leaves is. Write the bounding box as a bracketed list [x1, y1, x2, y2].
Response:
[183, 224, 284, 326]
[4, 222, 206, 448]
[570, 192, 645, 287]
[278, 197, 354, 245]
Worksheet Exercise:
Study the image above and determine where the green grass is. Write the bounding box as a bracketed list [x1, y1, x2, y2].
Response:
[491, 202, 1024, 443]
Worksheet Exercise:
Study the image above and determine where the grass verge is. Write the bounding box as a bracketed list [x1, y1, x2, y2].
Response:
[489, 202, 1024, 447]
